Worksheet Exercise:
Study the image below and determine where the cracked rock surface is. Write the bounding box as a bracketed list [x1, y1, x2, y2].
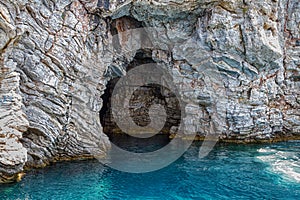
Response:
[0, 0, 300, 183]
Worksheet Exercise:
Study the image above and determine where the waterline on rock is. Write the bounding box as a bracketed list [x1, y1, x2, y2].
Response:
[1, 141, 300, 199]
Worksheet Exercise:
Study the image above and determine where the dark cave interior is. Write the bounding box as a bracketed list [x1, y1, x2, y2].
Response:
[99, 50, 181, 152]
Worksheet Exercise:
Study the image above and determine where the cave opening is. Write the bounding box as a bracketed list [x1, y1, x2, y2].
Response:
[99, 50, 181, 153]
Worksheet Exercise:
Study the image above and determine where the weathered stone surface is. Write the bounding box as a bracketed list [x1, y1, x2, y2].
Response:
[0, 71, 28, 183]
[0, 0, 111, 183]
[0, 0, 300, 183]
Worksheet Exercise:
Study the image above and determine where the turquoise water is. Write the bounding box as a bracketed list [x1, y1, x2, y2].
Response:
[1, 141, 300, 199]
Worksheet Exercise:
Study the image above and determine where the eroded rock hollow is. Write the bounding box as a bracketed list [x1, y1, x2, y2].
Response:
[0, 0, 299, 183]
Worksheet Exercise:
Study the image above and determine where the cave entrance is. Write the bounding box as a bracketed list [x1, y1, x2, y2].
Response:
[99, 50, 181, 153]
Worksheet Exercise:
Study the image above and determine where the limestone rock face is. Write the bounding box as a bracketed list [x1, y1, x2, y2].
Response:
[0, 0, 111, 183]
[0, 71, 28, 183]
[0, 0, 300, 182]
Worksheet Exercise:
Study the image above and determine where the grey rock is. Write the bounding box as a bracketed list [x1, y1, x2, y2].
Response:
[0, 0, 300, 183]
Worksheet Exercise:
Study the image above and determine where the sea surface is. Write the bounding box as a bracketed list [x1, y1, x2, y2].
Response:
[1, 140, 300, 200]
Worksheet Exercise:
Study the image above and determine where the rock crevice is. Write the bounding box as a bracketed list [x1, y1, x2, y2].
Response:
[0, 0, 300, 183]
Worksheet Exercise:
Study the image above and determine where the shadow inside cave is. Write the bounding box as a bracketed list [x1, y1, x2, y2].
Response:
[99, 50, 181, 153]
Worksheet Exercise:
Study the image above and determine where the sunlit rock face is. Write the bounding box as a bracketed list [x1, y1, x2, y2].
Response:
[0, 0, 300, 182]
[0, 0, 111, 183]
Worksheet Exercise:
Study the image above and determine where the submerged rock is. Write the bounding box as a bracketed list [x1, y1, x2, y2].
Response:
[0, 0, 299, 182]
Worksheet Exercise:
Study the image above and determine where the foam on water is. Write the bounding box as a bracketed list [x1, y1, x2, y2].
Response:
[1, 141, 300, 199]
[257, 147, 300, 183]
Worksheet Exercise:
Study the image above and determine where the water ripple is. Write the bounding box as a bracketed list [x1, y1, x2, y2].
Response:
[1, 141, 300, 199]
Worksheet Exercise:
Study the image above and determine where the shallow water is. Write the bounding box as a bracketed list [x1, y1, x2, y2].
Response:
[1, 141, 300, 200]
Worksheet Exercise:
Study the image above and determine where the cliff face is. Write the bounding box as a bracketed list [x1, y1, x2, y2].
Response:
[0, 0, 299, 183]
